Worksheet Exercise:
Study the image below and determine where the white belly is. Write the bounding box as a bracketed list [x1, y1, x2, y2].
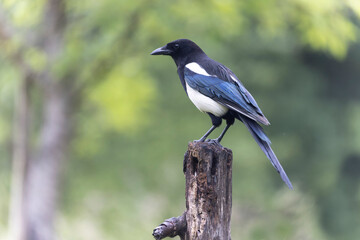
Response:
[186, 82, 228, 117]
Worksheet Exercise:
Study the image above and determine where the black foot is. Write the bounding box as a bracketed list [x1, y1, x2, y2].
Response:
[205, 138, 222, 146]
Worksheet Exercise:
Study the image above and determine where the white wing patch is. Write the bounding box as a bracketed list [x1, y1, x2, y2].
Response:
[230, 75, 240, 84]
[186, 82, 228, 117]
[185, 62, 211, 76]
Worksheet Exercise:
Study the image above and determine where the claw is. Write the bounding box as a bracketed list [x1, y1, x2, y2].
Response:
[205, 138, 222, 146]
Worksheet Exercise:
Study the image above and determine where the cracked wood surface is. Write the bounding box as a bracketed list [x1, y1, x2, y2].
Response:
[154, 141, 233, 240]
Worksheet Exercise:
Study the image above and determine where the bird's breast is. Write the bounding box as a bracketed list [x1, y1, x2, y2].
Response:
[186, 82, 228, 117]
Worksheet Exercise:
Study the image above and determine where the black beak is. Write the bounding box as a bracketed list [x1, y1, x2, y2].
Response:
[150, 45, 172, 55]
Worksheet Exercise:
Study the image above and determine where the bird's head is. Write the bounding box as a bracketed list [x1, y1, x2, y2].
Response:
[151, 39, 205, 66]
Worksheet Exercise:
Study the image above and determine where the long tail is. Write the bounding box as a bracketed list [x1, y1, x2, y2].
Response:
[237, 114, 293, 189]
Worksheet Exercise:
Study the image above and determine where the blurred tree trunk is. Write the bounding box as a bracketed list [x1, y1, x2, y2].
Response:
[25, 83, 72, 240]
[24, 0, 69, 239]
[1, 0, 143, 238]
[10, 81, 72, 240]
[6, 0, 70, 239]
[9, 75, 32, 240]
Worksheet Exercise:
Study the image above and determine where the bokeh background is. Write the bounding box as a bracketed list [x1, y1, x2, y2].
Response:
[0, 0, 360, 239]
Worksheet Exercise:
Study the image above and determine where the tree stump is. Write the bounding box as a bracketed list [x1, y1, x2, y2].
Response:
[153, 141, 233, 240]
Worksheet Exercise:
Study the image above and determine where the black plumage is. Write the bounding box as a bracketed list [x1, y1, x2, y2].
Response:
[151, 39, 292, 189]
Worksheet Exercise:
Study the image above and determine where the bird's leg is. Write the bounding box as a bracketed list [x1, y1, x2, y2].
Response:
[209, 113, 234, 144]
[195, 113, 222, 142]
[214, 123, 231, 143]
[195, 125, 217, 142]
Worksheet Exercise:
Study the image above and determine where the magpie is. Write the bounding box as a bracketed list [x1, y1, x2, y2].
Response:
[151, 39, 292, 189]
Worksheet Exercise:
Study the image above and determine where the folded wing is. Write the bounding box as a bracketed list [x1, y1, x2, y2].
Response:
[184, 67, 270, 125]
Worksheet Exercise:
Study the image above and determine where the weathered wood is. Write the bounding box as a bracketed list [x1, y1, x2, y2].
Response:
[152, 212, 186, 240]
[184, 141, 232, 240]
[153, 141, 233, 240]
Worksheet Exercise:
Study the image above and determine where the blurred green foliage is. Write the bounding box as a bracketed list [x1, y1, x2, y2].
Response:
[1, 0, 360, 239]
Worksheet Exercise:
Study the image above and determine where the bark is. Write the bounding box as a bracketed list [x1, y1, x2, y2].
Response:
[153, 141, 233, 240]
[153, 212, 187, 240]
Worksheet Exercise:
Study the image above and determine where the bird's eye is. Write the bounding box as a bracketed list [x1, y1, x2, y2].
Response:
[174, 43, 180, 50]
